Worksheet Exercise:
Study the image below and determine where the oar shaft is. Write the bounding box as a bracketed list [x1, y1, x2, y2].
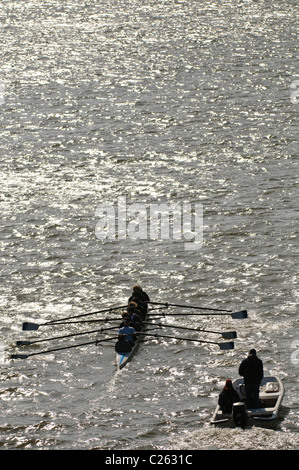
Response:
[137, 332, 234, 350]
[17, 325, 120, 346]
[137, 331, 222, 345]
[46, 306, 127, 324]
[148, 301, 232, 313]
[144, 321, 235, 337]
[11, 336, 120, 359]
[148, 310, 247, 319]
[149, 312, 231, 316]
[42, 318, 120, 326]
[22, 316, 121, 331]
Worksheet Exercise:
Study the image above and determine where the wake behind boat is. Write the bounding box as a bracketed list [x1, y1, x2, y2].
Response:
[211, 376, 284, 427]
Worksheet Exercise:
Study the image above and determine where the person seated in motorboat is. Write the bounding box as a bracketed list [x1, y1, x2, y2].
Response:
[115, 317, 137, 353]
[127, 305, 144, 332]
[218, 379, 240, 415]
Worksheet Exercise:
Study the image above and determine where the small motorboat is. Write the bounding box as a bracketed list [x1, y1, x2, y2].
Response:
[210, 376, 284, 427]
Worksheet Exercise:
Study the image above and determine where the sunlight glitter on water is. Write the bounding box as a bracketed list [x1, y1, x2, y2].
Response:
[1, 0, 298, 450]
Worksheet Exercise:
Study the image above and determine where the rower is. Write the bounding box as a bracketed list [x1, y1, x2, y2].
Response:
[128, 299, 146, 320]
[127, 305, 143, 332]
[119, 311, 130, 328]
[129, 296, 147, 318]
[128, 284, 150, 305]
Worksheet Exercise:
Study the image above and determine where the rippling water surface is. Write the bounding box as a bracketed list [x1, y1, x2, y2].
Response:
[0, 0, 298, 451]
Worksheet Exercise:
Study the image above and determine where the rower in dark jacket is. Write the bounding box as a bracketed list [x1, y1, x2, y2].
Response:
[127, 305, 144, 331]
[239, 348, 264, 409]
[128, 284, 150, 306]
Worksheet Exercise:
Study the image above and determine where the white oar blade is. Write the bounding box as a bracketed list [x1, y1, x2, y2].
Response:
[219, 341, 234, 350]
[22, 322, 39, 331]
[231, 310, 247, 319]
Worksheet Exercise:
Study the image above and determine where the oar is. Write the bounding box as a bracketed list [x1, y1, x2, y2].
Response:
[147, 306, 170, 312]
[147, 301, 233, 312]
[22, 316, 121, 331]
[22, 305, 127, 330]
[136, 332, 234, 350]
[16, 325, 120, 346]
[11, 336, 120, 360]
[148, 310, 247, 319]
[144, 321, 237, 339]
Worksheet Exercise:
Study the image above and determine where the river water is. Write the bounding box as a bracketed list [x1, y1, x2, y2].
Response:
[0, 0, 298, 452]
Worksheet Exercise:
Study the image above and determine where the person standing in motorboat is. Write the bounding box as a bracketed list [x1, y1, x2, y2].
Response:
[239, 348, 264, 409]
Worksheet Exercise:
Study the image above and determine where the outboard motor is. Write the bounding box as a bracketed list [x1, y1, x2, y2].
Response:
[232, 402, 248, 428]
